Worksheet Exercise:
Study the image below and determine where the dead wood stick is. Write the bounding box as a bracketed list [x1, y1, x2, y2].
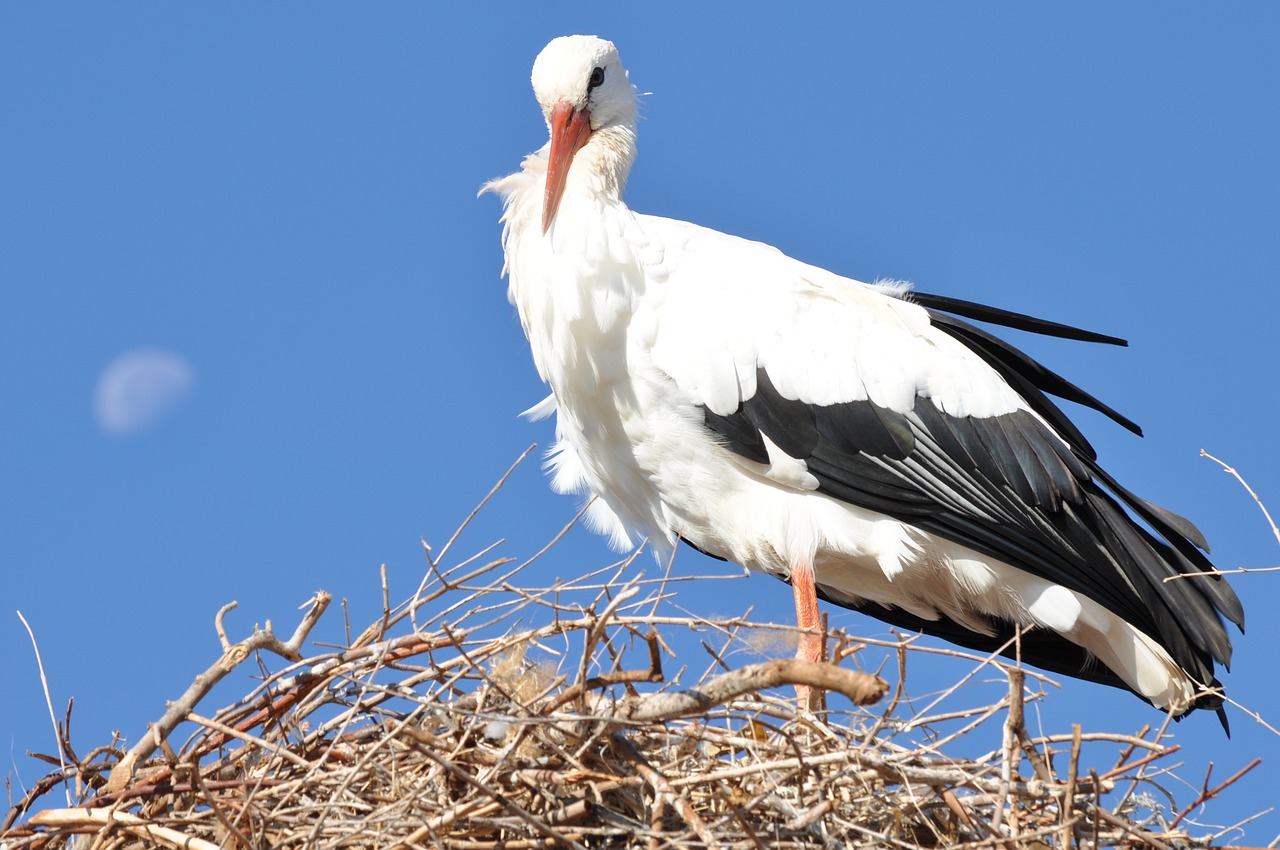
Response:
[105, 591, 331, 792]
[991, 665, 1025, 835]
[1060, 723, 1082, 850]
[544, 636, 664, 715]
[611, 733, 720, 850]
[485, 799, 597, 830]
[187, 712, 311, 770]
[192, 633, 445, 755]
[647, 795, 667, 850]
[940, 787, 988, 840]
[438, 838, 585, 850]
[1030, 731, 1164, 751]
[1169, 757, 1262, 830]
[1099, 745, 1180, 781]
[83, 777, 287, 809]
[389, 799, 505, 849]
[624, 659, 886, 722]
[2, 760, 110, 831]
[188, 758, 256, 850]
[27, 807, 222, 850]
[1091, 806, 1178, 850]
[409, 741, 591, 850]
[542, 667, 665, 714]
[663, 741, 1093, 798]
[785, 799, 832, 831]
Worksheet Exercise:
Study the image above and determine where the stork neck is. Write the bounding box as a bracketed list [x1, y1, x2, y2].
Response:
[579, 123, 636, 205]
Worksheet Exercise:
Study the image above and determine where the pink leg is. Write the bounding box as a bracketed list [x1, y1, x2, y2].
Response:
[792, 558, 825, 708]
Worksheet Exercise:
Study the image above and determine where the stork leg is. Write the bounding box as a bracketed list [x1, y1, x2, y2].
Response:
[791, 557, 825, 709]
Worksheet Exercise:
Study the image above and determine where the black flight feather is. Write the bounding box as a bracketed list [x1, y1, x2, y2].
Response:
[695, 291, 1241, 722]
[925, 311, 1143, 439]
[910, 290, 1128, 347]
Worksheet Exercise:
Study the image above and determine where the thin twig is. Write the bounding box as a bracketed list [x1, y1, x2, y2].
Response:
[1203, 450, 1280, 546]
[1169, 757, 1263, 830]
[1060, 723, 1082, 849]
[611, 732, 720, 850]
[27, 808, 223, 850]
[16, 611, 71, 808]
[105, 591, 331, 791]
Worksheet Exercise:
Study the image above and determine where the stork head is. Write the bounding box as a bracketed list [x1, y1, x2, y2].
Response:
[531, 35, 636, 233]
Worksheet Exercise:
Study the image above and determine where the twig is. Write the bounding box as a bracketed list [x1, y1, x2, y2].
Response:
[390, 800, 504, 849]
[859, 634, 910, 749]
[188, 758, 257, 850]
[1100, 745, 1181, 781]
[1060, 723, 1082, 849]
[411, 729, 590, 850]
[1202, 450, 1280, 547]
[611, 732, 720, 850]
[27, 807, 223, 850]
[543, 663, 664, 714]
[623, 659, 887, 722]
[1169, 757, 1262, 830]
[991, 665, 1025, 834]
[79, 777, 288, 809]
[105, 591, 331, 791]
[902, 632, 1022, 730]
[575, 584, 640, 699]
[186, 713, 311, 771]
[16, 611, 71, 808]
[940, 787, 987, 841]
[431, 444, 536, 568]
[1091, 806, 1178, 850]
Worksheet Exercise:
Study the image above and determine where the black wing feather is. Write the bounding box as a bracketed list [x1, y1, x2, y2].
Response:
[928, 311, 1143, 441]
[910, 290, 1128, 346]
[805, 582, 1225, 713]
[743, 370, 818, 458]
[699, 295, 1241, 716]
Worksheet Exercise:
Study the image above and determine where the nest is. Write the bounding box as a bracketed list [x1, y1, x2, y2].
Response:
[3, 468, 1263, 849]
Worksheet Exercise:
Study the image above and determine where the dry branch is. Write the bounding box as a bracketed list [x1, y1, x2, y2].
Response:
[624, 658, 887, 722]
[104, 590, 331, 792]
[26, 808, 223, 850]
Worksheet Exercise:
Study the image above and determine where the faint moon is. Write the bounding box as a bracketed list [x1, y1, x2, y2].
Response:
[93, 349, 195, 435]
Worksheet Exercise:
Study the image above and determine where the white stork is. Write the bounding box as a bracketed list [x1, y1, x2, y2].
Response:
[483, 35, 1243, 722]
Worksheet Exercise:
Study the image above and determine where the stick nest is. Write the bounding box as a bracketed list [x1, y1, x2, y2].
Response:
[2, 487, 1257, 850]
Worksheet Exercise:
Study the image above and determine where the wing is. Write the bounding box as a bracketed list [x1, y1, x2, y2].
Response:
[643, 220, 1243, 703]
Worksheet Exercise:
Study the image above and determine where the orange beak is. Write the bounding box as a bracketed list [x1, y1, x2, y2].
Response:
[543, 100, 593, 233]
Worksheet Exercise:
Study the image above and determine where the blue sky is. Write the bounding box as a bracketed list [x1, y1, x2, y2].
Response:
[3, 4, 1278, 840]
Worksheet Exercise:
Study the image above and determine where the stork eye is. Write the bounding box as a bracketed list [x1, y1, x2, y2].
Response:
[588, 67, 605, 91]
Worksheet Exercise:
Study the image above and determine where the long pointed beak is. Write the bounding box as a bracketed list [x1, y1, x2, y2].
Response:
[543, 100, 593, 233]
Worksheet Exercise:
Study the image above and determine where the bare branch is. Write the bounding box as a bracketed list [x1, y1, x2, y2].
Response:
[104, 591, 331, 791]
[624, 659, 887, 722]
[27, 808, 223, 850]
[1203, 449, 1280, 547]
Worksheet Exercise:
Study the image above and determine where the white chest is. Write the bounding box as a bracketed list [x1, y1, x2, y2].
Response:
[506, 203, 684, 550]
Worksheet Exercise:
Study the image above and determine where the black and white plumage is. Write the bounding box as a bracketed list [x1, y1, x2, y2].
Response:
[483, 35, 1244, 720]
